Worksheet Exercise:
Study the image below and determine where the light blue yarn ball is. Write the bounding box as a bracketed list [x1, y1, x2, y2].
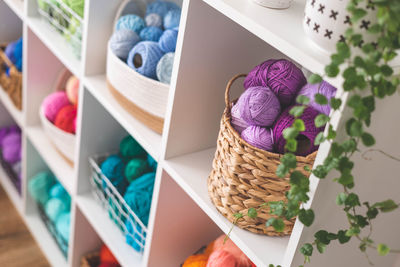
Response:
[45, 198, 68, 222]
[110, 29, 140, 60]
[56, 212, 71, 243]
[139, 26, 163, 42]
[125, 217, 147, 252]
[147, 154, 157, 171]
[145, 13, 162, 28]
[163, 9, 181, 29]
[116, 15, 146, 35]
[156, 52, 175, 84]
[28, 171, 56, 205]
[49, 183, 71, 207]
[158, 29, 178, 53]
[146, 1, 180, 17]
[127, 41, 165, 79]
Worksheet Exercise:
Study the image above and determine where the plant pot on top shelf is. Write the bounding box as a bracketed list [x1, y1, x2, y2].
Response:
[252, 0, 292, 9]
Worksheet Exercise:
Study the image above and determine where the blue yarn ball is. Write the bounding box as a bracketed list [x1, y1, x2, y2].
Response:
[156, 52, 175, 84]
[110, 29, 140, 60]
[100, 155, 126, 193]
[158, 29, 178, 53]
[45, 198, 68, 222]
[125, 217, 147, 252]
[116, 15, 146, 35]
[13, 38, 23, 64]
[139, 26, 163, 42]
[127, 41, 165, 79]
[146, 1, 180, 17]
[163, 9, 181, 29]
[5, 42, 17, 63]
[28, 172, 56, 205]
[49, 183, 71, 206]
[145, 13, 163, 28]
[56, 212, 71, 243]
[147, 154, 157, 171]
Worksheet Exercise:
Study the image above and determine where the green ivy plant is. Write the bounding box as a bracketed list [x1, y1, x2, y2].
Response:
[233, 0, 400, 266]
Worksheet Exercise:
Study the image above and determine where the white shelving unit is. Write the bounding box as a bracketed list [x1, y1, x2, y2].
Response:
[1, 0, 399, 266]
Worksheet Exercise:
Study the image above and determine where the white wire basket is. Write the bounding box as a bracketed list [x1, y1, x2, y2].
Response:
[37, 0, 83, 59]
[89, 153, 148, 254]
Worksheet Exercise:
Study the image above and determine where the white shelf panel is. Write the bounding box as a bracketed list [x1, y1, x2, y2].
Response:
[0, 164, 22, 214]
[0, 85, 24, 127]
[163, 147, 289, 266]
[26, 16, 81, 77]
[24, 212, 68, 267]
[3, 0, 24, 20]
[26, 126, 74, 195]
[83, 75, 162, 161]
[76, 193, 143, 267]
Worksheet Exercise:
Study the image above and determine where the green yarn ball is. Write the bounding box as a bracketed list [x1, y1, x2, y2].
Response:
[120, 136, 146, 159]
[45, 198, 68, 222]
[68, 0, 84, 18]
[125, 158, 148, 182]
[28, 171, 56, 205]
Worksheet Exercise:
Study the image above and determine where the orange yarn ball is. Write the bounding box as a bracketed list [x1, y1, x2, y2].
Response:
[54, 104, 77, 134]
[182, 254, 209, 267]
[100, 245, 119, 264]
[66, 76, 79, 105]
[204, 241, 215, 256]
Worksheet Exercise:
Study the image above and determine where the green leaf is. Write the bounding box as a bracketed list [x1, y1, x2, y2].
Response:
[360, 242, 367, 252]
[233, 213, 243, 219]
[314, 132, 326, 145]
[290, 171, 308, 187]
[381, 65, 394, 76]
[281, 153, 297, 169]
[247, 208, 257, 219]
[308, 74, 322, 84]
[373, 199, 399, 212]
[313, 165, 328, 179]
[299, 209, 314, 227]
[314, 230, 331, 245]
[330, 98, 342, 110]
[325, 64, 340, 77]
[315, 114, 329, 128]
[296, 95, 310, 105]
[300, 243, 314, 256]
[377, 244, 390, 256]
[283, 127, 299, 140]
[348, 95, 362, 109]
[355, 215, 369, 228]
[266, 218, 285, 232]
[290, 106, 306, 117]
[269, 201, 285, 216]
[315, 93, 328, 105]
[338, 170, 354, 187]
[342, 139, 357, 152]
[346, 119, 363, 137]
[367, 207, 378, 219]
[293, 119, 306, 131]
[327, 125, 336, 140]
[351, 8, 367, 23]
[316, 241, 327, 254]
[330, 143, 344, 157]
[285, 139, 298, 152]
[336, 193, 347, 205]
[276, 164, 289, 178]
[346, 227, 361, 236]
[336, 42, 351, 58]
[338, 230, 351, 244]
[361, 132, 375, 147]
[344, 193, 361, 207]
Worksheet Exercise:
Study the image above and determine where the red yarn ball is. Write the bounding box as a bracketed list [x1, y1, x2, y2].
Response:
[54, 105, 77, 134]
[100, 245, 119, 264]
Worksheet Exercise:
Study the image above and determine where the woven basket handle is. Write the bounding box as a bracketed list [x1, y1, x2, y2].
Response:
[225, 73, 247, 108]
[0, 46, 15, 69]
[113, 0, 147, 29]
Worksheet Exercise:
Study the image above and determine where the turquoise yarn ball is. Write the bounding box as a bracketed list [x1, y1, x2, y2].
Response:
[49, 183, 71, 207]
[120, 136, 146, 159]
[145, 13, 162, 28]
[56, 212, 71, 243]
[125, 218, 146, 252]
[127, 41, 165, 79]
[125, 158, 148, 182]
[158, 29, 178, 53]
[146, 1, 180, 17]
[110, 29, 140, 60]
[139, 26, 163, 42]
[164, 9, 181, 29]
[147, 154, 157, 171]
[116, 15, 146, 35]
[100, 155, 127, 193]
[156, 52, 175, 84]
[45, 198, 68, 222]
[28, 172, 56, 205]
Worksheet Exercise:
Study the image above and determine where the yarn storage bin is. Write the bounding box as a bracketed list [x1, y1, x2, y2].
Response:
[80, 252, 100, 267]
[0, 43, 22, 110]
[207, 74, 317, 236]
[89, 153, 148, 254]
[0, 147, 21, 194]
[106, 0, 170, 134]
[39, 68, 76, 162]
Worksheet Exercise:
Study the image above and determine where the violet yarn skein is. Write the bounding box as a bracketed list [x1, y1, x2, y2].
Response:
[230, 102, 249, 134]
[273, 106, 323, 156]
[236, 86, 281, 127]
[244, 59, 307, 107]
[241, 126, 274, 152]
[298, 81, 337, 115]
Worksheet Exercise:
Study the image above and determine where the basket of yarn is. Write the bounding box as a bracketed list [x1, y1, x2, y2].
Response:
[89, 135, 157, 253]
[106, 0, 181, 134]
[207, 58, 334, 236]
[80, 245, 120, 267]
[36, 0, 84, 59]
[0, 40, 23, 110]
[40, 68, 79, 162]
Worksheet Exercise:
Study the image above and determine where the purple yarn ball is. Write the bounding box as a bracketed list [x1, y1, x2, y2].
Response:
[241, 126, 274, 152]
[273, 106, 323, 156]
[2, 132, 22, 164]
[298, 81, 337, 115]
[236, 86, 281, 127]
[230, 102, 249, 134]
[244, 59, 307, 107]
[0, 125, 20, 147]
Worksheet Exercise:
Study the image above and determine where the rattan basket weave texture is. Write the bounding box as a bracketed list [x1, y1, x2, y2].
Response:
[0, 43, 22, 110]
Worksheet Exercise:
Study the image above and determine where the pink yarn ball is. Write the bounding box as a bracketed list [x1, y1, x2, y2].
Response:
[66, 76, 79, 105]
[231, 103, 249, 134]
[211, 235, 253, 267]
[42, 91, 70, 123]
[206, 250, 237, 267]
[241, 126, 274, 152]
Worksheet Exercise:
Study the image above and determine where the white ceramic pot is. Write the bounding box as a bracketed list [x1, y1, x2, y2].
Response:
[304, 0, 377, 54]
[253, 0, 292, 9]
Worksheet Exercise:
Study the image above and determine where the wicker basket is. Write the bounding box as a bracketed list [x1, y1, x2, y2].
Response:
[80, 252, 100, 267]
[207, 74, 317, 236]
[0, 43, 22, 110]
[0, 148, 21, 195]
[106, 0, 170, 134]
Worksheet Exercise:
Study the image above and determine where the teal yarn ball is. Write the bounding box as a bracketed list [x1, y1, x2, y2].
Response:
[45, 198, 68, 222]
[116, 15, 146, 35]
[156, 52, 174, 84]
[146, 1, 180, 17]
[158, 29, 178, 53]
[163, 9, 181, 29]
[100, 155, 127, 194]
[127, 41, 165, 79]
[110, 29, 140, 60]
[145, 13, 162, 28]
[28, 172, 56, 205]
[49, 183, 71, 207]
[56, 212, 71, 243]
[139, 26, 163, 42]
[125, 158, 148, 182]
[120, 136, 146, 158]
[147, 154, 157, 171]
[68, 0, 84, 18]
[125, 218, 146, 252]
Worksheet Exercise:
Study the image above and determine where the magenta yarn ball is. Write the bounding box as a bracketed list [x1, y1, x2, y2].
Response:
[235, 86, 281, 127]
[298, 81, 337, 115]
[230, 102, 249, 134]
[244, 59, 307, 107]
[42, 91, 70, 123]
[273, 106, 323, 156]
[241, 126, 274, 152]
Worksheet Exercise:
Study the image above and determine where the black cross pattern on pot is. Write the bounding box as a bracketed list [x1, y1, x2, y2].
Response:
[360, 20, 370, 30]
[372, 41, 378, 49]
[311, 0, 316, 7]
[306, 17, 311, 26]
[318, 4, 325, 14]
[324, 29, 333, 39]
[313, 23, 320, 33]
[367, 0, 375, 10]
[329, 10, 338, 20]
[344, 15, 352, 25]
[339, 35, 346, 42]
[358, 39, 365, 48]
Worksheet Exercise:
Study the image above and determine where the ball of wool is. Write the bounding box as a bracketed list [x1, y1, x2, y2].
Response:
[100, 155, 127, 194]
[116, 15, 145, 35]
[206, 250, 238, 267]
[127, 41, 165, 79]
[156, 52, 174, 84]
[2, 132, 22, 164]
[49, 183, 70, 206]
[68, 0, 84, 18]
[146, 1, 180, 17]
[139, 26, 163, 42]
[0, 126, 19, 146]
[158, 29, 178, 53]
[120, 136, 146, 159]
[98, 263, 119, 267]
[125, 218, 147, 252]
[54, 104, 77, 134]
[212, 235, 254, 266]
[230, 102, 249, 134]
[1, 131, 21, 148]
[100, 245, 119, 264]
[42, 91, 70, 123]
[145, 13, 163, 28]
[55, 212, 71, 243]
[5, 41, 17, 63]
[108, 197, 125, 226]
[28, 172, 56, 205]
[244, 59, 307, 107]
[182, 254, 209, 267]
[13, 38, 23, 66]
[241, 126, 274, 152]
[66, 76, 79, 105]
[273, 106, 323, 156]
[147, 154, 157, 171]
[298, 81, 337, 115]
[236, 86, 281, 127]
[125, 158, 148, 182]
[45, 198, 68, 222]
[110, 29, 140, 60]
[163, 9, 181, 29]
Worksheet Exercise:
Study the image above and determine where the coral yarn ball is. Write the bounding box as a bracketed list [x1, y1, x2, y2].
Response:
[206, 249, 238, 267]
[100, 245, 119, 264]
[42, 91, 70, 123]
[54, 105, 77, 134]
[66, 76, 79, 105]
